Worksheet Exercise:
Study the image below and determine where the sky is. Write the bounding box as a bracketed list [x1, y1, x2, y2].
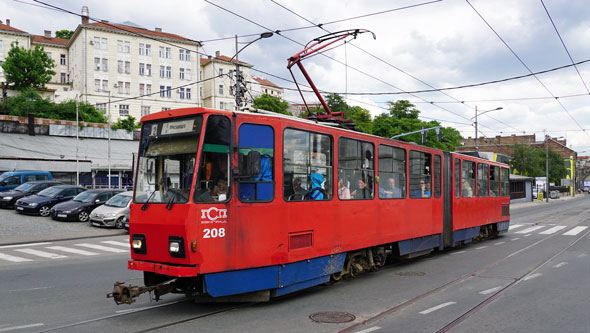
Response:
[4, 0, 590, 154]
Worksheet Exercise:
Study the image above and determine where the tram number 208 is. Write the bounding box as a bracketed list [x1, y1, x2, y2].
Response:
[203, 228, 226, 239]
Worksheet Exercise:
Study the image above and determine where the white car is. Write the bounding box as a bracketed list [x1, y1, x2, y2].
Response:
[89, 191, 132, 228]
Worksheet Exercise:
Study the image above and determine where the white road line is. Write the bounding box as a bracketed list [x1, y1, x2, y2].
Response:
[563, 226, 588, 236]
[524, 234, 532, 237]
[511, 238, 520, 241]
[0, 253, 33, 263]
[75, 243, 127, 253]
[577, 253, 587, 258]
[523, 273, 542, 281]
[354, 327, 381, 333]
[0, 323, 44, 332]
[553, 262, 568, 268]
[0, 242, 52, 249]
[101, 240, 130, 248]
[508, 224, 524, 230]
[479, 286, 502, 295]
[14, 249, 66, 259]
[419, 302, 456, 314]
[494, 241, 506, 245]
[46, 246, 99, 256]
[539, 226, 567, 235]
[450, 251, 466, 255]
[9, 286, 52, 292]
[515, 226, 545, 234]
[475, 246, 487, 250]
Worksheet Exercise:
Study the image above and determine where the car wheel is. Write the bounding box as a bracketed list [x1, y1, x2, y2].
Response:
[115, 217, 124, 229]
[39, 205, 51, 217]
[78, 211, 89, 222]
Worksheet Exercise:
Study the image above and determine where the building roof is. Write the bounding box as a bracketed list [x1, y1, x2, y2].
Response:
[252, 77, 280, 89]
[32, 35, 69, 46]
[200, 55, 251, 67]
[0, 22, 28, 34]
[84, 21, 199, 45]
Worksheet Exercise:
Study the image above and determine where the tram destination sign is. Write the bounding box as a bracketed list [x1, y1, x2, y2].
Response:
[157, 119, 196, 136]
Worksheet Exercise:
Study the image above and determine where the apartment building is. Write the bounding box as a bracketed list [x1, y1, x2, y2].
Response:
[200, 51, 253, 111]
[251, 76, 284, 100]
[32, 31, 69, 93]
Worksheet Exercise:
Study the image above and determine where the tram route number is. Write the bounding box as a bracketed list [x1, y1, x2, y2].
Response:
[203, 228, 225, 239]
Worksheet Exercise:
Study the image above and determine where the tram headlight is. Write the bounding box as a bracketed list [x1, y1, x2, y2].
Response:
[131, 234, 147, 254]
[168, 236, 185, 258]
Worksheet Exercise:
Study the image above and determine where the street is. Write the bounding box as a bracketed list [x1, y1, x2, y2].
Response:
[0, 196, 589, 332]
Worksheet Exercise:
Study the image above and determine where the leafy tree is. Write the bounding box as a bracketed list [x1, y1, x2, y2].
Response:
[325, 94, 373, 133]
[1, 43, 56, 90]
[509, 144, 568, 184]
[111, 116, 140, 132]
[55, 30, 74, 39]
[253, 94, 291, 115]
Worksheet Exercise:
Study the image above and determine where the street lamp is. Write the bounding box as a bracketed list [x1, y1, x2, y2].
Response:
[230, 32, 274, 111]
[97, 88, 111, 189]
[472, 106, 503, 152]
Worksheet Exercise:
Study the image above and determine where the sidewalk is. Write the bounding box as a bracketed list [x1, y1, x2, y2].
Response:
[510, 193, 586, 210]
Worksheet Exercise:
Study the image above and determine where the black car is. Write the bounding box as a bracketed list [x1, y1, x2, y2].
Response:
[15, 185, 87, 216]
[0, 181, 62, 209]
[50, 189, 122, 222]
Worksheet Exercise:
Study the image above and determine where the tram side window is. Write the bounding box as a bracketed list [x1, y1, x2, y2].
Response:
[454, 159, 461, 198]
[500, 167, 510, 197]
[433, 155, 441, 198]
[194, 115, 231, 203]
[409, 150, 432, 199]
[490, 166, 500, 196]
[378, 145, 406, 199]
[462, 160, 475, 198]
[283, 128, 332, 201]
[338, 138, 374, 200]
[238, 124, 274, 202]
[477, 163, 489, 197]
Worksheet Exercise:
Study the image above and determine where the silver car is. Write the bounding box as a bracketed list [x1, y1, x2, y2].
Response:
[89, 191, 132, 228]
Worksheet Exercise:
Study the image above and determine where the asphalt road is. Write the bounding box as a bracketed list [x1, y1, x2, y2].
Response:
[0, 195, 589, 332]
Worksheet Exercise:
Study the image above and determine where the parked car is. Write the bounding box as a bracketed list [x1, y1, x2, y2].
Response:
[89, 191, 133, 228]
[15, 185, 86, 216]
[0, 171, 52, 192]
[0, 181, 63, 209]
[50, 189, 123, 222]
[123, 215, 130, 232]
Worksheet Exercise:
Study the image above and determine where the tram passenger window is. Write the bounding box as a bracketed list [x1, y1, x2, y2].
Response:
[477, 163, 489, 197]
[454, 159, 461, 198]
[490, 166, 500, 196]
[338, 138, 374, 200]
[378, 145, 405, 199]
[462, 160, 475, 198]
[409, 151, 431, 198]
[238, 123, 274, 202]
[500, 167, 510, 197]
[283, 129, 332, 201]
[433, 155, 441, 198]
[194, 115, 231, 203]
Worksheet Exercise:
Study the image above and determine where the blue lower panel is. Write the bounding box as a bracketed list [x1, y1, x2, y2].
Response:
[452, 226, 481, 245]
[203, 253, 346, 297]
[398, 234, 442, 256]
[497, 221, 510, 233]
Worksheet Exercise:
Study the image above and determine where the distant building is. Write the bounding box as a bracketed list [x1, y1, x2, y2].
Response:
[200, 51, 252, 111]
[250, 76, 284, 100]
[288, 103, 322, 117]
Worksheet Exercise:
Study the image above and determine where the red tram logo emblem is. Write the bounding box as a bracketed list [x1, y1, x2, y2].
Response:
[200, 207, 227, 222]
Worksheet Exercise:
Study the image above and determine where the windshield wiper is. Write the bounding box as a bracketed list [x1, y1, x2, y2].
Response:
[166, 190, 179, 210]
[141, 190, 158, 211]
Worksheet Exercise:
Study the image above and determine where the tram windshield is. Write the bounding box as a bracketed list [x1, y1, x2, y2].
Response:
[135, 115, 203, 205]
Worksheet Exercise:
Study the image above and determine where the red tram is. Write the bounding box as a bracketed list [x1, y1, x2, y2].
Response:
[109, 107, 510, 304]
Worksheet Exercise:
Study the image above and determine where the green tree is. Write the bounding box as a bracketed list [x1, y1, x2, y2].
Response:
[253, 94, 291, 115]
[111, 116, 140, 132]
[509, 144, 568, 184]
[1, 43, 56, 90]
[325, 94, 373, 133]
[55, 30, 74, 39]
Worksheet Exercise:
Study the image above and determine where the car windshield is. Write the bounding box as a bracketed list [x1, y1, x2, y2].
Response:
[73, 191, 96, 203]
[38, 186, 63, 198]
[135, 115, 203, 205]
[14, 183, 36, 192]
[106, 194, 132, 208]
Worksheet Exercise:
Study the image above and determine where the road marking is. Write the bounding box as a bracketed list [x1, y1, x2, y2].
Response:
[577, 253, 587, 258]
[563, 226, 588, 236]
[0, 242, 52, 249]
[101, 240, 130, 248]
[14, 249, 67, 259]
[75, 243, 127, 253]
[9, 286, 52, 292]
[523, 273, 542, 281]
[508, 224, 524, 231]
[479, 286, 502, 295]
[450, 251, 466, 255]
[0, 253, 33, 263]
[354, 327, 381, 333]
[539, 226, 567, 235]
[511, 238, 520, 241]
[475, 246, 487, 250]
[494, 242, 506, 245]
[553, 262, 567, 268]
[0, 323, 44, 332]
[419, 302, 456, 314]
[524, 234, 532, 237]
[46, 246, 99, 256]
[515, 226, 544, 234]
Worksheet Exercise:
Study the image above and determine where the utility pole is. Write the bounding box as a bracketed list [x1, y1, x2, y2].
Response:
[76, 95, 79, 186]
[474, 105, 478, 152]
[545, 132, 549, 203]
[234, 35, 240, 111]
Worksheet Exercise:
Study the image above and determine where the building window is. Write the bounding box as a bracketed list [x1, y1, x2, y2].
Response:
[338, 138, 374, 200]
[186, 68, 191, 80]
[119, 104, 129, 116]
[219, 68, 223, 77]
[139, 63, 145, 76]
[166, 86, 172, 98]
[199, 86, 203, 98]
[60, 72, 67, 84]
[179, 68, 185, 80]
[139, 83, 145, 95]
[165, 47, 170, 58]
[102, 58, 108, 72]
[141, 106, 150, 117]
[117, 40, 124, 53]
[409, 150, 432, 199]
[186, 88, 191, 100]
[146, 64, 151, 77]
[219, 84, 223, 95]
[159, 46, 164, 58]
[139, 43, 145, 55]
[166, 66, 171, 79]
[93, 37, 100, 49]
[95, 79, 101, 91]
[102, 80, 108, 92]
[125, 61, 130, 74]
[94, 57, 100, 71]
[146, 84, 152, 95]
[118, 60, 123, 73]
[186, 50, 190, 61]
[60, 54, 66, 66]
[125, 82, 130, 95]
[179, 49, 185, 61]
[96, 103, 106, 112]
[179, 87, 185, 99]
[162, 107, 171, 111]
[159, 65, 165, 78]
[160, 85, 165, 98]
[220, 101, 224, 110]
[145, 44, 151, 56]
[101, 38, 108, 50]
[117, 81, 123, 94]
[378, 144, 406, 199]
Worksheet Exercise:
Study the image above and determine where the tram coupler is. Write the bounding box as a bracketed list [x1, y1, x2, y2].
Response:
[107, 280, 175, 305]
